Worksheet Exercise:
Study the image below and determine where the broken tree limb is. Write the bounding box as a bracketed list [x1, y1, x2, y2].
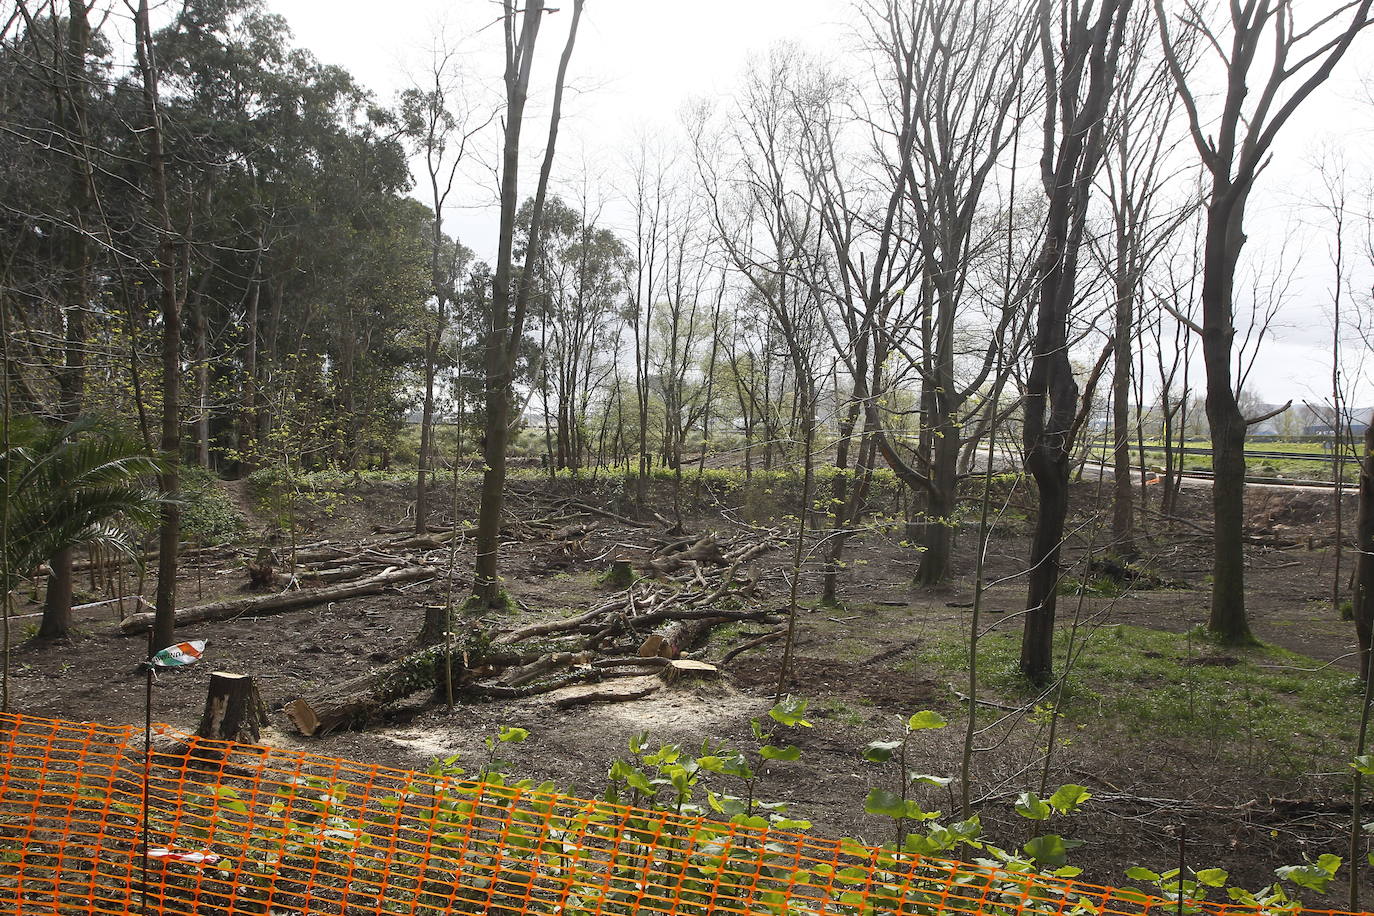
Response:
[493, 605, 608, 645]
[118, 565, 438, 635]
[645, 535, 725, 576]
[498, 651, 590, 687]
[567, 500, 655, 528]
[720, 628, 784, 667]
[283, 643, 536, 736]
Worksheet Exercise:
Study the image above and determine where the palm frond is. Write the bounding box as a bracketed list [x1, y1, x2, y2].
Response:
[1, 417, 164, 590]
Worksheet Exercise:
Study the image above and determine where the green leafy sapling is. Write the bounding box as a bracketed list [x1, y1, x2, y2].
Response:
[606, 731, 705, 816]
[479, 725, 529, 782]
[1126, 851, 1342, 915]
[862, 710, 950, 847]
[696, 696, 814, 831]
[998, 784, 1091, 874]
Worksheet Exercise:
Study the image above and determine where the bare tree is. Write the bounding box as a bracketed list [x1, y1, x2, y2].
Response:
[1096, 6, 1194, 559]
[859, 0, 1033, 585]
[1020, 0, 1133, 684]
[133, 0, 182, 651]
[403, 35, 485, 537]
[1155, 0, 1374, 642]
[472, 0, 585, 609]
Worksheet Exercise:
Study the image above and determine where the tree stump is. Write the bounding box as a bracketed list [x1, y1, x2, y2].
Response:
[246, 547, 278, 590]
[196, 672, 269, 744]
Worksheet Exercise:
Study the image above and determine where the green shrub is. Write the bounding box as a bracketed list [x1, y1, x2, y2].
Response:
[179, 466, 245, 545]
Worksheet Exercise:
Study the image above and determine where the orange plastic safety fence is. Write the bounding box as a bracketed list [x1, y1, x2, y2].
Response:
[0, 712, 1361, 916]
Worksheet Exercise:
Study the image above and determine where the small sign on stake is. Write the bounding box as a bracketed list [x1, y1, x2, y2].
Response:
[138, 636, 208, 915]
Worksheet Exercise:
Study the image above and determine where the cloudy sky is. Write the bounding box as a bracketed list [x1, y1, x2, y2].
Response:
[265, 0, 1374, 407]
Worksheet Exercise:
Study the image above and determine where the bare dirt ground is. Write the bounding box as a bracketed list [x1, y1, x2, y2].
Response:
[5, 471, 1367, 897]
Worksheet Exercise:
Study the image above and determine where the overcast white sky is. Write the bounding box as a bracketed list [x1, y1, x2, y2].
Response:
[264, 0, 1374, 407]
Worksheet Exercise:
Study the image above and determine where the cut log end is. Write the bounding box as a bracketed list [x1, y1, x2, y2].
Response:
[659, 660, 720, 684]
[549, 675, 663, 709]
[284, 698, 322, 737]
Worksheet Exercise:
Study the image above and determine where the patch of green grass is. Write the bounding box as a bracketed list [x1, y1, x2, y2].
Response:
[598, 561, 637, 588]
[817, 696, 865, 727]
[916, 624, 1362, 776]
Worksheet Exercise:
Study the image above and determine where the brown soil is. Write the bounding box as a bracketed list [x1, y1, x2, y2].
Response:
[5, 473, 1368, 898]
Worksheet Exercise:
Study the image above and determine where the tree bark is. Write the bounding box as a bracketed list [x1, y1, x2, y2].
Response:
[39, 0, 93, 641]
[134, 0, 181, 653]
[473, 0, 584, 607]
[1020, 0, 1130, 685]
[38, 547, 75, 639]
[237, 276, 260, 475]
[415, 329, 438, 533]
[196, 672, 269, 744]
[1110, 247, 1137, 558]
[1200, 197, 1252, 643]
[916, 425, 960, 586]
[119, 565, 435, 635]
[1354, 414, 1374, 680]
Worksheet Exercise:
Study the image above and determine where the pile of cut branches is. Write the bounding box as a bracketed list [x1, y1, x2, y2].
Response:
[282, 525, 783, 736]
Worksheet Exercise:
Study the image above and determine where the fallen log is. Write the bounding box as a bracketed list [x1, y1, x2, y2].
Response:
[285, 643, 544, 735]
[567, 500, 655, 529]
[548, 522, 598, 542]
[645, 535, 725, 576]
[720, 628, 784, 667]
[118, 565, 437, 635]
[498, 651, 590, 687]
[284, 644, 457, 736]
[493, 604, 610, 645]
[652, 615, 718, 659]
[550, 675, 662, 709]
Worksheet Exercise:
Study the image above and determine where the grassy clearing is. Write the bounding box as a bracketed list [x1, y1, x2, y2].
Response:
[1084, 439, 1356, 482]
[915, 623, 1361, 777]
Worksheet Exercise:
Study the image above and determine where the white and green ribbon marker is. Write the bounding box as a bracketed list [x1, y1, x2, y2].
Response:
[150, 640, 206, 668]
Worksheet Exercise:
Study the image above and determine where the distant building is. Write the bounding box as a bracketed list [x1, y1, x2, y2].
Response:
[1303, 419, 1369, 437]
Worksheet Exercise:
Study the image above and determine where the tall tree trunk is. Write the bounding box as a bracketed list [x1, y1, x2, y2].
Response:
[192, 268, 211, 469]
[1200, 198, 1251, 644]
[473, 0, 583, 606]
[39, 0, 93, 641]
[1354, 413, 1374, 680]
[917, 425, 960, 585]
[1020, 0, 1129, 685]
[135, 0, 181, 652]
[237, 277, 260, 476]
[416, 330, 439, 532]
[1110, 266, 1136, 557]
[820, 399, 861, 605]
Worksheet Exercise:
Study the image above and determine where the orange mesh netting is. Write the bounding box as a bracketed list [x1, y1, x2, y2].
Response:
[0, 712, 1362, 916]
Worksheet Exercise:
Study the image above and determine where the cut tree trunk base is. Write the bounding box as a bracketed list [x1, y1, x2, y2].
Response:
[196, 672, 269, 744]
